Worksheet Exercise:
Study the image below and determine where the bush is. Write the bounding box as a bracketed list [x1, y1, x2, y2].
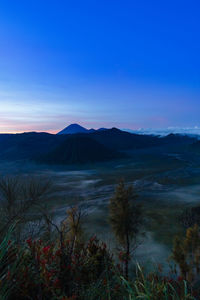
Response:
[0, 232, 197, 300]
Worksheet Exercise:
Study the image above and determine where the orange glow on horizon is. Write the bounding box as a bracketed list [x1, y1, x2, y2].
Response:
[0, 129, 58, 134]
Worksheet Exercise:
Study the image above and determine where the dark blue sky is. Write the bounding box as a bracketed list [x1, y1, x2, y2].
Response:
[0, 0, 199, 133]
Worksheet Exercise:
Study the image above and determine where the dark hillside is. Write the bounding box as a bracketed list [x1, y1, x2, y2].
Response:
[39, 135, 124, 164]
[88, 128, 161, 150]
[160, 133, 196, 145]
[0, 132, 66, 160]
[190, 140, 200, 153]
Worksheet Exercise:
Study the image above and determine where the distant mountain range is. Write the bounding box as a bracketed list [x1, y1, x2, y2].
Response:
[123, 127, 200, 137]
[57, 123, 107, 135]
[58, 124, 200, 138]
[0, 124, 198, 165]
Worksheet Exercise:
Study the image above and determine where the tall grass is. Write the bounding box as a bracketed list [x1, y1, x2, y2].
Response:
[0, 225, 21, 300]
[80, 264, 196, 300]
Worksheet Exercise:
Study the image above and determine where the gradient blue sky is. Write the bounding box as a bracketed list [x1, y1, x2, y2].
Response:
[0, 0, 199, 133]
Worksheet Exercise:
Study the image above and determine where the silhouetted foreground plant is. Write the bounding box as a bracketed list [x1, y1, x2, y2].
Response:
[172, 224, 200, 292]
[6, 235, 113, 299]
[109, 180, 143, 279]
[0, 225, 22, 299]
[0, 231, 198, 300]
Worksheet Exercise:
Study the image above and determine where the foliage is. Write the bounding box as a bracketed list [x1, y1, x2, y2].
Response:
[0, 176, 52, 241]
[0, 178, 199, 299]
[109, 180, 143, 278]
[172, 224, 200, 286]
[0, 224, 198, 299]
[6, 235, 113, 299]
[180, 207, 200, 229]
[0, 225, 22, 299]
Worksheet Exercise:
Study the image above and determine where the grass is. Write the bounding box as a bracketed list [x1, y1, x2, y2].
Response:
[0, 224, 22, 300]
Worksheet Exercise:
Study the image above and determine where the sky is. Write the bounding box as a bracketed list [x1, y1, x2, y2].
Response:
[0, 0, 200, 133]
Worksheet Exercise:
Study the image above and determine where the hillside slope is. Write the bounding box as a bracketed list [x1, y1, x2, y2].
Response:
[39, 135, 124, 164]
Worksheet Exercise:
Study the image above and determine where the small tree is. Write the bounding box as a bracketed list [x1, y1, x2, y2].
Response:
[0, 175, 52, 240]
[109, 180, 142, 278]
[172, 224, 200, 282]
[64, 206, 84, 254]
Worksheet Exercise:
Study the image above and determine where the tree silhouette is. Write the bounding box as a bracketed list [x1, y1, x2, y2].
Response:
[109, 180, 142, 278]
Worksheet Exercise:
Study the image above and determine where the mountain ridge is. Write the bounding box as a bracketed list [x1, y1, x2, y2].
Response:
[57, 123, 109, 135]
[0, 127, 197, 164]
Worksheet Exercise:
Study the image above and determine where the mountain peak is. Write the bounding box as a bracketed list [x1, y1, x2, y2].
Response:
[57, 124, 88, 135]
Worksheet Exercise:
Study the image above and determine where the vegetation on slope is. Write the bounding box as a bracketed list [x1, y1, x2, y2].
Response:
[0, 177, 200, 299]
